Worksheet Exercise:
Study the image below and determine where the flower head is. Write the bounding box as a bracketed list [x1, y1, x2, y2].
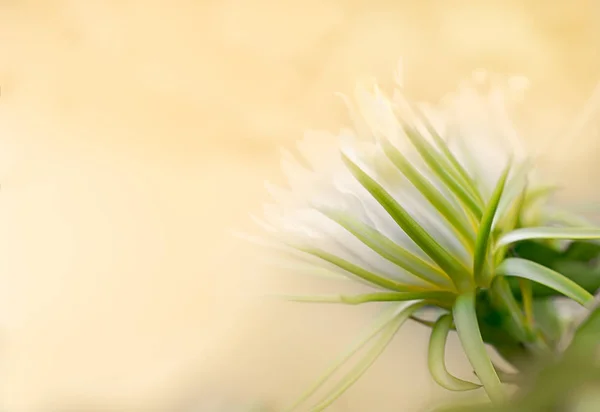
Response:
[248, 66, 600, 409]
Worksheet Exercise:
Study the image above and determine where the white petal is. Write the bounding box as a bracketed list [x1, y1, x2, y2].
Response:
[353, 82, 399, 141]
[371, 155, 471, 266]
[250, 65, 542, 293]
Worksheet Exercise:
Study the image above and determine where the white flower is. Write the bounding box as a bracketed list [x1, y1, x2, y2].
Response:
[244, 65, 600, 409]
[255, 70, 535, 294]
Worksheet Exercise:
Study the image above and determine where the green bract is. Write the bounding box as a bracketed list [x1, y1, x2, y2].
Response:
[248, 68, 600, 409]
[438, 293, 600, 412]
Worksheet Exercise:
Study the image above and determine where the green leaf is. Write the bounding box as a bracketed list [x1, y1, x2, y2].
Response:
[403, 126, 483, 219]
[507, 260, 600, 301]
[451, 132, 487, 200]
[311, 302, 424, 411]
[342, 153, 472, 291]
[380, 139, 475, 249]
[474, 162, 511, 286]
[281, 291, 455, 306]
[496, 160, 530, 213]
[496, 258, 594, 306]
[453, 292, 505, 403]
[320, 209, 453, 289]
[428, 314, 482, 391]
[285, 303, 413, 411]
[408, 104, 481, 200]
[494, 182, 528, 267]
[497, 227, 600, 249]
[300, 247, 421, 292]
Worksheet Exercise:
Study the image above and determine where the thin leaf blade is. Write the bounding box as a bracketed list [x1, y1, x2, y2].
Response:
[403, 126, 483, 219]
[281, 291, 455, 306]
[497, 227, 600, 250]
[311, 302, 425, 411]
[453, 292, 505, 403]
[300, 247, 423, 292]
[409, 103, 480, 199]
[284, 303, 411, 411]
[428, 314, 482, 391]
[381, 139, 475, 249]
[320, 208, 453, 289]
[474, 162, 511, 285]
[496, 258, 594, 306]
[342, 153, 471, 291]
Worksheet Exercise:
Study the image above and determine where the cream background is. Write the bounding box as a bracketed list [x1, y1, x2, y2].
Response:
[0, 1, 599, 411]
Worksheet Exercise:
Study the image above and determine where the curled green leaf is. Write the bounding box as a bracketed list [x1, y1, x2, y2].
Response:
[428, 314, 482, 391]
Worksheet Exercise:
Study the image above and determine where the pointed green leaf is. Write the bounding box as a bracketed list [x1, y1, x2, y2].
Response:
[496, 258, 594, 306]
[342, 153, 472, 291]
[299, 247, 422, 292]
[311, 302, 424, 411]
[381, 139, 475, 249]
[281, 291, 454, 306]
[320, 208, 453, 289]
[285, 302, 419, 411]
[452, 132, 486, 200]
[474, 163, 511, 285]
[403, 126, 483, 219]
[497, 227, 600, 250]
[495, 159, 531, 220]
[409, 104, 480, 198]
[428, 314, 482, 391]
[494, 183, 528, 267]
[453, 292, 505, 403]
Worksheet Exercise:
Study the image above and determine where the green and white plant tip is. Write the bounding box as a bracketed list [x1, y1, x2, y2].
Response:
[248, 66, 600, 409]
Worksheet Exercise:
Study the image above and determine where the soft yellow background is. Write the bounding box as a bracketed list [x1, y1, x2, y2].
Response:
[0, 1, 599, 411]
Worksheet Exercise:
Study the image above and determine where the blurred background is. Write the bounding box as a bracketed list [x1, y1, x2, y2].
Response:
[0, 1, 599, 411]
